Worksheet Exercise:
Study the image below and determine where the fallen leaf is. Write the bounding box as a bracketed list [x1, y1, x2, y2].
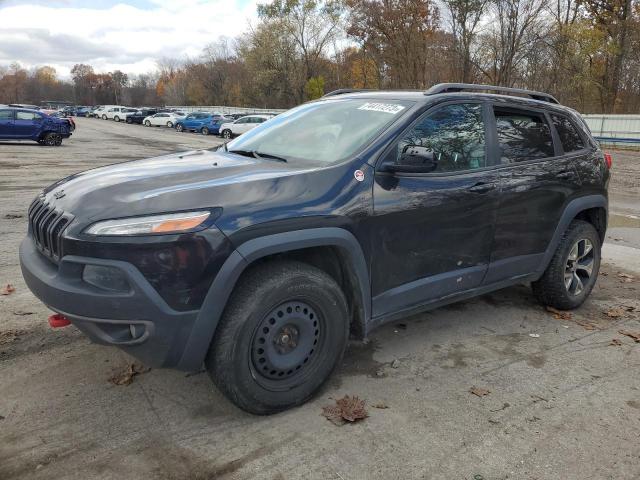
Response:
[0, 284, 15, 296]
[470, 387, 490, 397]
[605, 308, 625, 318]
[619, 330, 640, 343]
[618, 272, 634, 280]
[0, 329, 27, 345]
[322, 395, 368, 426]
[609, 339, 623, 346]
[108, 363, 150, 386]
[371, 402, 389, 409]
[546, 306, 572, 320]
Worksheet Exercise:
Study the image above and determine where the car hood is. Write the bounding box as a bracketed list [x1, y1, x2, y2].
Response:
[41, 149, 314, 225]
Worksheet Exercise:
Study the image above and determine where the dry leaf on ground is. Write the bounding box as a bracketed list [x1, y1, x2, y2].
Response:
[609, 338, 623, 346]
[0, 329, 27, 346]
[546, 306, 572, 320]
[0, 284, 16, 296]
[108, 363, 150, 386]
[322, 395, 368, 426]
[617, 272, 635, 283]
[371, 402, 389, 409]
[618, 330, 640, 343]
[605, 308, 625, 318]
[469, 387, 491, 397]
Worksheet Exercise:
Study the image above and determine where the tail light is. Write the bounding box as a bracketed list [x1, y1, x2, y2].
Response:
[604, 152, 613, 169]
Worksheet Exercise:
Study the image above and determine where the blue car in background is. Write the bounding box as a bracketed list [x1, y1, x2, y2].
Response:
[0, 107, 72, 146]
[175, 112, 230, 135]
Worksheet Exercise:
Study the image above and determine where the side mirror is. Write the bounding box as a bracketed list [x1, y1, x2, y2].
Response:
[383, 145, 438, 173]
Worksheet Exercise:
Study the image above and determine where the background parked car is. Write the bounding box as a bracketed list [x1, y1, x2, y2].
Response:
[0, 107, 72, 145]
[143, 112, 184, 128]
[175, 112, 228, 135]
[88, 106, 102, 118]
[126, 108, 158, 124]
[219, 114, 272, 139]
[93, 106, 116, 119]
[75, 107, 92, 117]
[104, 107, 136, 122]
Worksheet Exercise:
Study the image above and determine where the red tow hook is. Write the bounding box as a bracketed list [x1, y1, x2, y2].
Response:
[48, 313, 71, 328]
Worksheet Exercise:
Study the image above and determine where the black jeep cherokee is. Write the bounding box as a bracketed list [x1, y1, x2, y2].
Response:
[20, 83, 610, 414]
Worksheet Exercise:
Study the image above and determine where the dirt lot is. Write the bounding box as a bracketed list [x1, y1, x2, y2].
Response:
[1, 119, 639, 480]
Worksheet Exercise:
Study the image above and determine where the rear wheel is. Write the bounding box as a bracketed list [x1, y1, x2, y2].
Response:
[101, 114, 107, 120]
[126, 117, 132, 124]
[222, 129, 232, 139]
[176, 123, 184, 132]
[166, 121, 174, 128]
[201, 126, 210, 135]
[114, 115, 120, 122]
[144, 120, 151, 127]
[532, 220, 601, 310]
[206, 260, 349, 414]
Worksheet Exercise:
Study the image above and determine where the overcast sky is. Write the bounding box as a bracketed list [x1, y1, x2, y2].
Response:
[0, 0, 260, 78]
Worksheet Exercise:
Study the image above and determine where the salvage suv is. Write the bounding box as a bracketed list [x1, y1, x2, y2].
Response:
[20, 84, 610, 414]
[0, 107, 72, 145]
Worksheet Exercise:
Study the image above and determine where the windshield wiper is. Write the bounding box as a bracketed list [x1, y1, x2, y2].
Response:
[228, 149, 288, 163]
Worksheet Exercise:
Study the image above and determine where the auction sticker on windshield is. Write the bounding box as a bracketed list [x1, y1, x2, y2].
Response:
[357, 103, 405, 114]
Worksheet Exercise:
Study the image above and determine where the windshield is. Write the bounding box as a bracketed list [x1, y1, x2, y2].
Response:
[226, 98, 414, 164]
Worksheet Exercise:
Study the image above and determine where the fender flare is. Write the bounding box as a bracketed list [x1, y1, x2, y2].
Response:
[177, 227, 371, 371]
[536, 194, 608, 275]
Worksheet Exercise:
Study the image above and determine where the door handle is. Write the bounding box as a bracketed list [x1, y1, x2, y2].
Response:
[468, 183, 495, 193]
[556, 171, 574, 179]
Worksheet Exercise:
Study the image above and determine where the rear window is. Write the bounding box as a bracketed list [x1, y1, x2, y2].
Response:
[0, 110, 12, 120]
[551, 114, 585, 153]
[494, 108, 554, 163]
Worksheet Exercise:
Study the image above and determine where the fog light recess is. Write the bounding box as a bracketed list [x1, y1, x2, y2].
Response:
[82, 265, 130, 292]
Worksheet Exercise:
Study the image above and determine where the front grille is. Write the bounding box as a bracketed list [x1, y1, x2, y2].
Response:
[28, 196, 72, 262]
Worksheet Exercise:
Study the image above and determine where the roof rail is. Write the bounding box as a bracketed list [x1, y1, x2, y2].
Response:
[425, 83, 559, 104]
[322, 88, 375, 98]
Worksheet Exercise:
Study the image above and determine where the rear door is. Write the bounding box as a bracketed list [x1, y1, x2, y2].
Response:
[485, 103, 582, 283]
[0, 109, 14, 138]
[13, 110, 40, 138]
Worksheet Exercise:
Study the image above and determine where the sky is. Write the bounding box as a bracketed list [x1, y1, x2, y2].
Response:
[0, 0, 261, 78]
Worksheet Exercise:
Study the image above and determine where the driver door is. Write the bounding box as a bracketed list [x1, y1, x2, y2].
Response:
[370, 101, 500, 317]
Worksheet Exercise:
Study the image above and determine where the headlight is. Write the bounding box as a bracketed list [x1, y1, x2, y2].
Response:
[85, 211, 211, 236]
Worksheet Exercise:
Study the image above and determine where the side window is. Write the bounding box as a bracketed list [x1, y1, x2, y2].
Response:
[551, 114, 585, 153]
[494, 108, 554, 163]
[397, 103, 487, 172]
[0, 110, 12, 120]
[236, 118, 248, 124]
[16, 111, 36, 121]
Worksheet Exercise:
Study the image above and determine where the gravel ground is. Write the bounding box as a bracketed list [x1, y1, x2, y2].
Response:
[1, 119, 639, 480]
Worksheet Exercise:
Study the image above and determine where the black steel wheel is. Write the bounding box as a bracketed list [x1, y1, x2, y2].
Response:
[206, 260, 349, 414]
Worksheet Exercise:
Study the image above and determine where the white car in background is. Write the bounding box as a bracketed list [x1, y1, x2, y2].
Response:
[104, 106, 137, 122]
[142, 111, 185, 128]
[219, 114, 272, 139]
[93, 105, 116, 119]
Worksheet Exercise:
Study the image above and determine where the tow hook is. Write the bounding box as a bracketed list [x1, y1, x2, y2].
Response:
[48, 313, 71, 328]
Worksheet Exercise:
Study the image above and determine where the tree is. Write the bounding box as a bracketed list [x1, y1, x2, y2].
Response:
[443, 0, 488, 82]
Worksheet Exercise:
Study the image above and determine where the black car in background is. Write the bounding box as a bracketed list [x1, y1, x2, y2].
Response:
[126, 108, 158, 124]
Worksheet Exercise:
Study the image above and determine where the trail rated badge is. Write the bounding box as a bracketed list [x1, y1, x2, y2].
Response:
[354, 170, 365, 182]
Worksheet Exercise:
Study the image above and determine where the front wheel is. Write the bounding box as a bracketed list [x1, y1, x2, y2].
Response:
[101, 114, 107, 120]
[166, 121, 174, 128]
[532, 220, 601, 310]
[222, 129, 232, 139]
[114, 115, 120, 122]
[144, 120, 151, 127]
[206, 260, 349, 414]
[42, 133, 62, 146]
[176, 123, 184, 132]
[201, 126, 209, 135]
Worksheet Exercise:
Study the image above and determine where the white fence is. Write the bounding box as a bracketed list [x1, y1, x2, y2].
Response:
[166, 105, 286, 115]
[582, 114, 640, 145]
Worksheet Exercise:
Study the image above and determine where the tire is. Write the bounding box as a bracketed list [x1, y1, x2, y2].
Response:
[126, 117, 132, 124]
[114, 115, 120, 122]
[102, 114, 107, 120]
[176, 123, 184, 132]
[222, 129, 232, 139]
[201, 126, 209, 135]
[144, 120, 151, 127]
[532, 220, 601, 310]
[206, 260, 349, 414]
[166, 121, 174, 128]
[42, 132, 61, 147]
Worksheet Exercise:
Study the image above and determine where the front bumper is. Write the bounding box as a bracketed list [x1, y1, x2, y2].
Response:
[20, 237, 198, 369]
